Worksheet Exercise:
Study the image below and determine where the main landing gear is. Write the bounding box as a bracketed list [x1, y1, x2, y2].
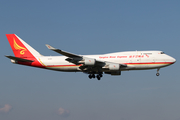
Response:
[156, 68, 160, 76]
[88, 74, 103, 80]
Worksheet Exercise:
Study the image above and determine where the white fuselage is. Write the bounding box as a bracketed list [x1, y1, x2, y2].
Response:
[37, 51, 176, 72]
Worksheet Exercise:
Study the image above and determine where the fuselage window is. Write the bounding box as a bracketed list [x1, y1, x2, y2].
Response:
[143, 53, 152, 55]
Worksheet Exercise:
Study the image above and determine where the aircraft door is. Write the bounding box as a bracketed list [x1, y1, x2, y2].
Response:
[137, 51, 142, 69]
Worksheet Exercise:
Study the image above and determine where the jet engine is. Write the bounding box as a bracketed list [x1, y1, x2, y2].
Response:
[11, 59, 17, 64]
[109, 63, 120, 71]
[80, 58, 96, 66]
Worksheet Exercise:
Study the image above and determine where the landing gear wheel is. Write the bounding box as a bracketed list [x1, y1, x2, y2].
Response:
[99, 74, 103, 77]
[156, 73, 160, 76]
[88, 74, 92, 79]
[92, 74, 95, 78]
[88, 74, 95, 79]
[97, 75, 101, 80]
[88, 73, 103, 80]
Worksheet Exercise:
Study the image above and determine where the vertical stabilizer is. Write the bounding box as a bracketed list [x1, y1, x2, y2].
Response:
[6, 34, 42, 58]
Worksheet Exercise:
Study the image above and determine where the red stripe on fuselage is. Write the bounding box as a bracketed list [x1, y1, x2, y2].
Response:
[125, 62, 174, 65]
[17, 61, 174, 69]
[43, 62, 174, 68]
[46, 64, 81, 67]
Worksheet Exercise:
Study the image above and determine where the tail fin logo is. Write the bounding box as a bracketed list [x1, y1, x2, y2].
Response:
[13, 38, 27, 55]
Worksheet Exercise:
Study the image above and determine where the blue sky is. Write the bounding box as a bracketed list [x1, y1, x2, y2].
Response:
[0, 0, 179, 120]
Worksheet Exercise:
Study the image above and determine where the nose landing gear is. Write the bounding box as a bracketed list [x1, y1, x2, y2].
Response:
[156, 68, 160, 76]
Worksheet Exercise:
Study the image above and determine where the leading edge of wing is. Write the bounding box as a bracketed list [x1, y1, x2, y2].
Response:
[45, 44, 82, 58]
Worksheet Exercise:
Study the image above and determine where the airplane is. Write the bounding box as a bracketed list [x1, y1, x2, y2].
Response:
[5, 34, 176, 80]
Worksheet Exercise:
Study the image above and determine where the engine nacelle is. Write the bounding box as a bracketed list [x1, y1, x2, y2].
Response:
[84, 58, 96, 66]
[109, 64, 120, 71]
[11, 59, 18, 64]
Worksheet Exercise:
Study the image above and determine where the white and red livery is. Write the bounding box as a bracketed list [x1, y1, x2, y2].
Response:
[6, 34, 176, 80]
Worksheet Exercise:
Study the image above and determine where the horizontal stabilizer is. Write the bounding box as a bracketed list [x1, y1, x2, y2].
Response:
[5, 55, 34, 62]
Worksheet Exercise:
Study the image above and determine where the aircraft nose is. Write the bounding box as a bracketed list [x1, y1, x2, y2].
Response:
[171, 57, 176, 63]
[165, 55, 176, 65]
[169, 56, 176, 64]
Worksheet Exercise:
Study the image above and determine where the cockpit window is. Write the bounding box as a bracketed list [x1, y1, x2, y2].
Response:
[160, 52, 165, 54]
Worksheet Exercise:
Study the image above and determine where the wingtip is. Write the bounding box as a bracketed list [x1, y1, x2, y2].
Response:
[45, 44, 56, 50]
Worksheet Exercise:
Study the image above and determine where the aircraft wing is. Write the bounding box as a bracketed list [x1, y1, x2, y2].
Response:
[46, 44, 106, 65]
[46, 44, 127, 73]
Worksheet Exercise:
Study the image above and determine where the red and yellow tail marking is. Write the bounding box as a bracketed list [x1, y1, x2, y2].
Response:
[13, 38, 27, 55]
